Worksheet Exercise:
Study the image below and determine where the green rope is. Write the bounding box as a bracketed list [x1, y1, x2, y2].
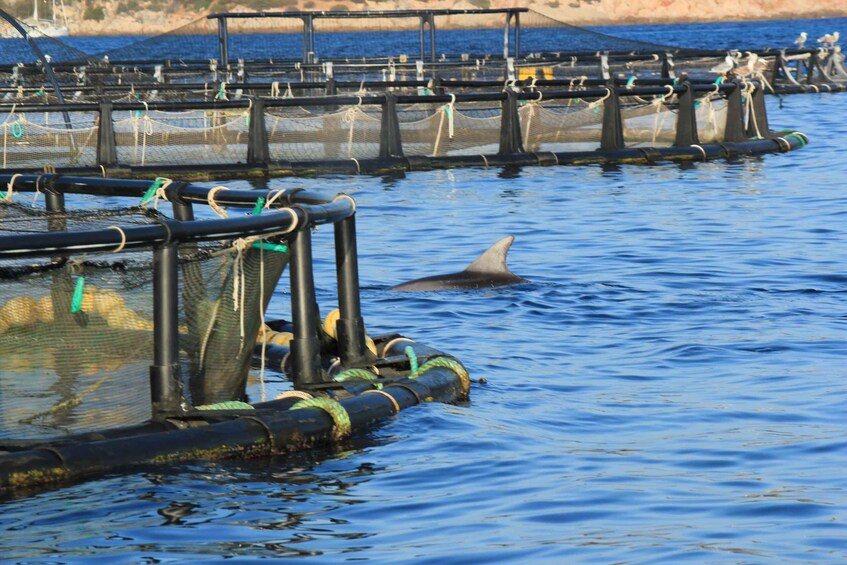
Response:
[290, 397, 352, 440]
[334, 368, 382, 389]
[70, 276, 85, 313]
[404, 346, 419, 374]
[411, 357, 470, 395]
[10, 123, 23, 138]
[785, 132, 807, 148]
[334, 368, 378, 382]
[625, 76, 636, 88]
[140, 177, 165, 205]
[252, 242, 288, 253]
[196, 400, 254, 410]
[251, 197, 265, 215]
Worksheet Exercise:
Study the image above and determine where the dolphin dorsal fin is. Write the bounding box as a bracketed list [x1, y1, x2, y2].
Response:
[464, 236, 515, 274]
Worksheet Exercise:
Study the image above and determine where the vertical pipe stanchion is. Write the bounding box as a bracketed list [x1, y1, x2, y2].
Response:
[302, 15, 315, 64]
[771, 51, 784, 85]
[806, 50, 819, 84]
[600, 85, 624, 150]
[217, 16, 229, 71]
[96, 100, 117, 167]
[673, 82, 700, 147]
[514, 11, 521, 60]
[151, 239, 182, 418]
[308, 15, 316, 64]
[503, 12, 511, 60]
[662, 53, 676, 80]
[599, 53, 611, 81]
[334, 212, 370, 366]
[746, 83, 772, 139]
[247, 96, 269, 165]
[44, 186, 65, 216]
[289, 223, 325, 387]
[498, 89, 524, 155]
[419, 17, 426, 61]
[44, 182, 74, 326]
[428, 14, 436, 63]
[723, 82, 746, 142]
[431, 75, 444, 95]
[379, 93, 404, 158]
[325, 77, 337, 96]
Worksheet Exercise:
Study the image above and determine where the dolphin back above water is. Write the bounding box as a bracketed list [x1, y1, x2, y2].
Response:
[390, 236, 528, 291]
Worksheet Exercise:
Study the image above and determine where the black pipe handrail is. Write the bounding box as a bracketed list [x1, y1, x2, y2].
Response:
[207, 8, 529, 19]
[0, 176, 354, 258]
[0, 81, 744, 114]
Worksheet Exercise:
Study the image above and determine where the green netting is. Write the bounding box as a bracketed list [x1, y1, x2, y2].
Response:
[0, 198, 289, 440]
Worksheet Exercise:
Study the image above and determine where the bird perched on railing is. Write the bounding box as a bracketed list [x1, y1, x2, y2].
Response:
[817, 31, 840, 47]
[729, 51, 758, 78]
[710, 54, 735, 78]
[794, 32, 807, 48]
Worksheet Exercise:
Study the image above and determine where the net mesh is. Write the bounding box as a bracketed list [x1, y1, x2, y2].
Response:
[396, 101, 501, 157]
[266, 104, 381, 161]
[1, 109, 99, 168]
[0, 197, 289, 440]
[113, 108, 249, 166]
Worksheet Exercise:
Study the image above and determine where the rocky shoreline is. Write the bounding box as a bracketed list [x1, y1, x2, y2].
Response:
[62, 0, 847, 36]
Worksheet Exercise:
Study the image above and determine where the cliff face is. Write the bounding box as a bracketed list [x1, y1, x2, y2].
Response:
[10, 0, 847, 36]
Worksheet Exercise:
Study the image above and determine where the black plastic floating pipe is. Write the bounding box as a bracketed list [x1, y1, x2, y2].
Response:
[379, 93, 404, 158]
[0, 342, 465, 493]
[333, 211, 370, 367]
[97, 101, 118, 167]
[247, 96, 270, 165]
[724, 82, 747, 142]
[498, 89, 524, 155]
[674, 82, 700, 147]
[288, 222, 326, 388]
[150, 239, 182, 419]
[600, 85, 624, 151]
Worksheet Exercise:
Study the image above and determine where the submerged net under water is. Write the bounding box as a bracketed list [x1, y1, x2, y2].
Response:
[0, 198, 289, 440]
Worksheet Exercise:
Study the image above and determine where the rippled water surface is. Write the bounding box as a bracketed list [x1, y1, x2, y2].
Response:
[3, 26, 847, 565]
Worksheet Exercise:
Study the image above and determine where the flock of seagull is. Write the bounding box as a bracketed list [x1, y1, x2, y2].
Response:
[794, 30, 840, 48]
[708, 31, 840, 78]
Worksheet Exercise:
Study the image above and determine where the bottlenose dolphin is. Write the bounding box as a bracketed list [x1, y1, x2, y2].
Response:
[390, 236, 528, 291]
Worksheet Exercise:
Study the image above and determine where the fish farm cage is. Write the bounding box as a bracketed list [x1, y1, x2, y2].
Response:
[1, 8, 845, 95]
[0, 75, 810, 179]
[0, 8, 823, 178]
[0, 174, 469, 493]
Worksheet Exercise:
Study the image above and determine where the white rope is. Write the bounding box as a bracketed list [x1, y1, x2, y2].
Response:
[587, 88, 612, 112]
[690, 144, 707, 161]
[107, 225, 127, 253]
[207, 185, 229, 218]
[3, 173, 22, 202]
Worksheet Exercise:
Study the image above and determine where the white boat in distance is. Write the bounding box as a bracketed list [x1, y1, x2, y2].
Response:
[24, 0, 70, 37]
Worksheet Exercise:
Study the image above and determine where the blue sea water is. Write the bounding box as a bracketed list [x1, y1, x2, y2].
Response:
[2, 19, 847, 564]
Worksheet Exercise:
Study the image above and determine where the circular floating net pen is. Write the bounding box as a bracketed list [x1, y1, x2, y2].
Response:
[0, 174, 469, 493]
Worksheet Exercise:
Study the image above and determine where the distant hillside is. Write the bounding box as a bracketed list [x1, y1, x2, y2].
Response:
[1, 0, 846, 35]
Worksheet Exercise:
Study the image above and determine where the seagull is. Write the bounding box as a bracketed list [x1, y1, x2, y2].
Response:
[730, 51, 759, 78]
[794, 32, 807, 48]
[817, 31, 840, 47]
[710, 54, 735, 76]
